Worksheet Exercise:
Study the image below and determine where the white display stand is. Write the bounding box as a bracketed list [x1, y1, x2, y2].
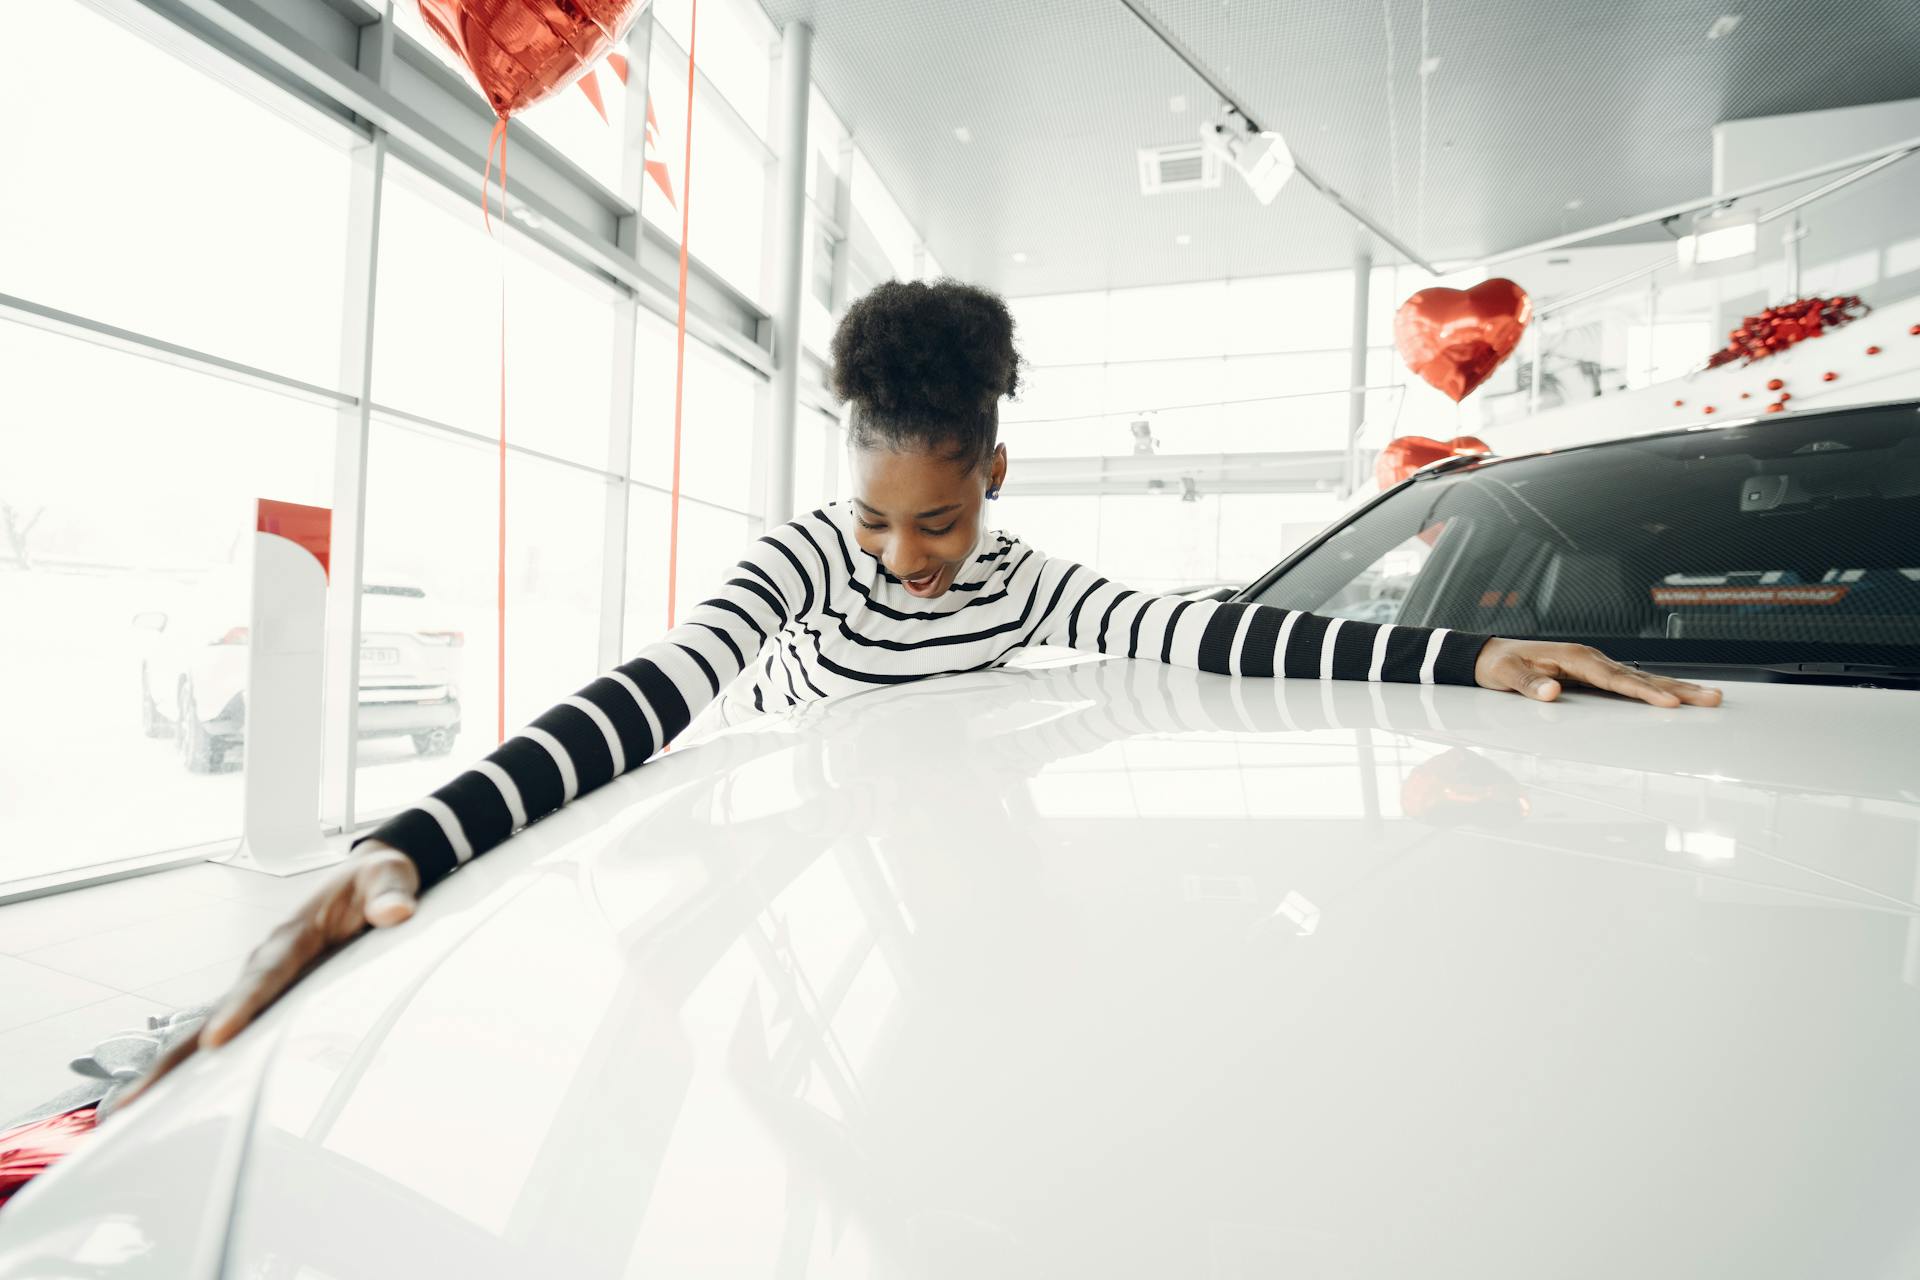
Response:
[225, 499, 339, 877]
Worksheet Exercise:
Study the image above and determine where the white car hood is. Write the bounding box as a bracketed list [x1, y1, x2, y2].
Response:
[6, 660, 1920, 1277]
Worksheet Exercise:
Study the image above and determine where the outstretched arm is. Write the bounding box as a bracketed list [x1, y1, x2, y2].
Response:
[1031, 559, 1489, 685]
[1029, 558, 1719, 707]
[351, 525, 817, 892]
[123, 520, 818, 1110]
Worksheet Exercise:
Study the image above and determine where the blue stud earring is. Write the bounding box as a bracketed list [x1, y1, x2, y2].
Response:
[986, 484, 1001, 500]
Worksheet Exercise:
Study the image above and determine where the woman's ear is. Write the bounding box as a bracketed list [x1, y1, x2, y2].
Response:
[987, 444, 1008, 499]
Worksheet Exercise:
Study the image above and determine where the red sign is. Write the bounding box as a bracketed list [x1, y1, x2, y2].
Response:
[256, 498, 332, 580]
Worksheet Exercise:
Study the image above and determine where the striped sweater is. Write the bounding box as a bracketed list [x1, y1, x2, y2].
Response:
[355, 501, 1490, 889]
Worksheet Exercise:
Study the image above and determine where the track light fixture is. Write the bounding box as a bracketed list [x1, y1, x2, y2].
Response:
[1199, 105, 1295, 205]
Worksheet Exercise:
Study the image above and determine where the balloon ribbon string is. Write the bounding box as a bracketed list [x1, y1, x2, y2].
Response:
[481, 116, 506, 235]
[498, 124, 509, 745]
[666, 0, 698, 630]
[481, 114, 510, 744]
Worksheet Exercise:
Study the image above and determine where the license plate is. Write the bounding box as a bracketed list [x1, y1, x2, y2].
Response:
[361, 647, 400, 665]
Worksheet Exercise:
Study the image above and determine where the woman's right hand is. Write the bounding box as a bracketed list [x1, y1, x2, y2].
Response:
[117, 842, 421, 1109]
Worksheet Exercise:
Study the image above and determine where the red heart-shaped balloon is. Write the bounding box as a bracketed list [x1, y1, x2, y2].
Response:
[1393, 278, 1533, 403]
[418, 0, 652, 117]
[1374, 434, 1491, 491]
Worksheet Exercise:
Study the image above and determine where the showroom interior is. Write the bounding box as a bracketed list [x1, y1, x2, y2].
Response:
[3, 0, 1920, 1267]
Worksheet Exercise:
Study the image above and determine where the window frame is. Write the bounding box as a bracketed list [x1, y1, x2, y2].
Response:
[0, 0, 822, 892]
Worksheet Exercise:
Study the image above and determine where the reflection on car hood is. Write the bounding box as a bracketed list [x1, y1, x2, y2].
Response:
[6, 660, 1920, 1278]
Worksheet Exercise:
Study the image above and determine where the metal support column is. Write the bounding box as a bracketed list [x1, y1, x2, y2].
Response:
[601, 315, 639, 668]
[599, 16, 654, 668]
[1784, 212, 1805, 300]
[1642, 275, 1659, 386]
[616, 17, 656, 260]
[826, 140, 857, 484]
[831, 138, 855, 313]
[321, 8, 395, 839]
[1528, 322, 1543, 414]
[1343, 232, 1372, 497]
[764, 20, 813, 525]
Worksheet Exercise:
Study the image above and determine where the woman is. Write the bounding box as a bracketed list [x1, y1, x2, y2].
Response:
[124, 279, 1718, 1105]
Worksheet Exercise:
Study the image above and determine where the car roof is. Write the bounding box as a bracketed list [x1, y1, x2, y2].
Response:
[1413, 396, 1920, 483]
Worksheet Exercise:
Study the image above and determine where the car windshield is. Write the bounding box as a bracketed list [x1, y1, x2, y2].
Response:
[1248, 404, 1920, 669]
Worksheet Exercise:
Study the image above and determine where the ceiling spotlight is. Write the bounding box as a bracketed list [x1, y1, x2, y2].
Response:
[1676, 204, 1757, 271]
[1010, 251, 1029, 264]
[1705, 13, 1742, 39]
[952, 125, 972, 144]
[1174, 232, 1192, 246]
[1199, 105, 1294, 205]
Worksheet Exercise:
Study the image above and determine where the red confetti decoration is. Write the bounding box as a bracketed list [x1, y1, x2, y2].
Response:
[1866, 345, 1881, 355]
[1739, 391, 1751, 399]
[1780, 392, 1792, 402]
[1766, 402, 1785, 413]
[1766, 378, 1784, 391]
[1910, 324, 1919, 335]
[1822, 371, 1838, 382]
[1673, 399, 1684, 408]
[1705, 295, 1869, 368]
[1703, 405, 1717, 414]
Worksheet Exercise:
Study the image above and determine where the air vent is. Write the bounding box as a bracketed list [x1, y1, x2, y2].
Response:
[1138, 142, 1222, 195]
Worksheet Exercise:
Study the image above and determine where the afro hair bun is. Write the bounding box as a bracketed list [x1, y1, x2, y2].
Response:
[829, 279, 1022, 425]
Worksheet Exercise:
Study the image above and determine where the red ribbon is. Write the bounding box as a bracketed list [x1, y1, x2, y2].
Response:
[666, 0, 698, 629]
[482, 115, 510, 743]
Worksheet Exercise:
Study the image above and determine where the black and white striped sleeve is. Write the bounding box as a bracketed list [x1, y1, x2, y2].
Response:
[1029, 557, 1490, 687]
[350, 523, 818, 891]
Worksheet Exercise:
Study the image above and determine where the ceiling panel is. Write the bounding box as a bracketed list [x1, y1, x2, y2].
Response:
[757, 0, 1920, 296]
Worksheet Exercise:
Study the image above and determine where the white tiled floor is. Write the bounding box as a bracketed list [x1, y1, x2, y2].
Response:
[0, 860, 333, 1124]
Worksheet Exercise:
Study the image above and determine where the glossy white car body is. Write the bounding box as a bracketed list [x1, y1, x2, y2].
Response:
[4, 656, 1917, 1277]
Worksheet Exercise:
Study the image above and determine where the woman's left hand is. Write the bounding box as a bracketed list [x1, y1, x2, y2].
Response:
[1474, 638, 1723, 708]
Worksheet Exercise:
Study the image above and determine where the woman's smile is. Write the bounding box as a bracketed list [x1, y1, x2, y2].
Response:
[899, 565, 944, 596]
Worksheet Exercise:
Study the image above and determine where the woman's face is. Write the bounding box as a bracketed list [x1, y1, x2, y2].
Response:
[849, 441, 1009, 599]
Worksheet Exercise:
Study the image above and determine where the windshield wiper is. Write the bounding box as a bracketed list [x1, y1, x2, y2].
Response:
[1626, 661, 1920, 688]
